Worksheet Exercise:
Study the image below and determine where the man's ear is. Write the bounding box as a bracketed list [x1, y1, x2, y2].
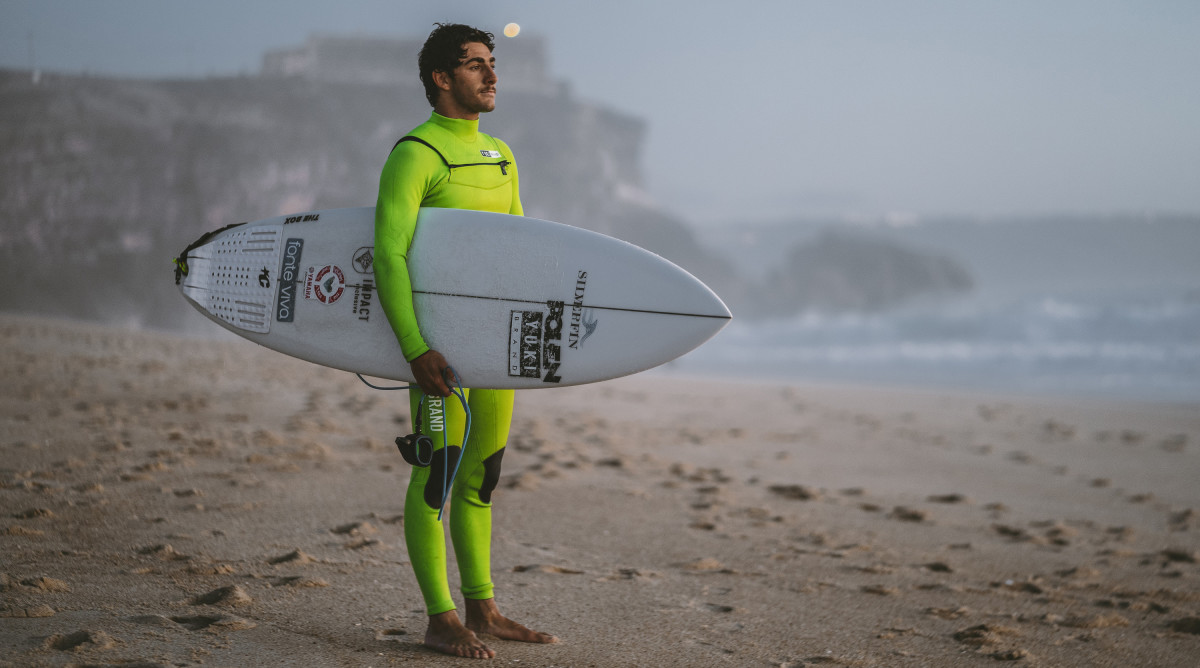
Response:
[432, 69, 453, 92]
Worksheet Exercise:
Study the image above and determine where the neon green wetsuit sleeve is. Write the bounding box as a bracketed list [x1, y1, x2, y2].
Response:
[374, 141, 445, 362]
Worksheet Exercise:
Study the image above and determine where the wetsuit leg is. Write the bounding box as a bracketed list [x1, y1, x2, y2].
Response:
[403, 388, 513, 615]
[450, 388, 514, 602]
[403, 390, 464, 616]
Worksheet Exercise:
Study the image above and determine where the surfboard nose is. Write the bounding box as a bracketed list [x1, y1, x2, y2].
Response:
[174, 223, 283, 335]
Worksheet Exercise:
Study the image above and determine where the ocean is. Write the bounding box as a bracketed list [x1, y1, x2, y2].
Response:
[676, 216, 1200, 403]
[668, 290, 1200, 403]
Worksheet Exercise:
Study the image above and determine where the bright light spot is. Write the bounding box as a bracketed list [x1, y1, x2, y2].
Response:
[503, 23, 520, 38]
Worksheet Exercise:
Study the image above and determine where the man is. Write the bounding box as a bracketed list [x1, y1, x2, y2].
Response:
[374, 23, 558, 659]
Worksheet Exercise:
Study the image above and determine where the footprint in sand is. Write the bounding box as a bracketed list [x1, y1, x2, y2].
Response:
[268, 549, 315, 565]
[11, 508, 55, 519]
[1, 604, 56, 618]
[331, 521, 378, 537]
[991, 524, 1032, 542]
[1168, 617, 1200, 634]
[1160, 434, 1188, 452]
[953, 623, 1023, 651]
[273, 576, 330, 588]
[927, 493, 970, 504]
[888, 506, 928, 523]
[19, 576, 70, 592]
[1168, 508, 1195, 531]
[512, 564, 584, 575]
[926, 606, 971, 620]
[190, 584, 253, 607]
[768, 484, 821, 501]
[169, 614, 256, 631]
[1059, 613, 1129, 629]
[137, 542, 190, 563]
[343, 537, 380, 550]
[860, 584, 901, 596]
[676, 557, 734, 574]
[137, 544, 191, 561]
[44, 629, 116, 651]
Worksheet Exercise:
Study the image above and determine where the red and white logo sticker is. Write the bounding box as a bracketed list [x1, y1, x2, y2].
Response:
[312, 265, 345, 304]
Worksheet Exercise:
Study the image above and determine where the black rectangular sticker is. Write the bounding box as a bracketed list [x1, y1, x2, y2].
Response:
[275, 238, 304, 322]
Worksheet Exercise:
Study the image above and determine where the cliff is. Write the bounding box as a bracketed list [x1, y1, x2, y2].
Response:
[1, 48, 972, 328]
[0, 65, 734, 329]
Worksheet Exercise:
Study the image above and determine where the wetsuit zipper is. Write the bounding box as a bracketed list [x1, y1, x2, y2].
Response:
[445, 159, 508, 175]
[392, 136, 509, 175]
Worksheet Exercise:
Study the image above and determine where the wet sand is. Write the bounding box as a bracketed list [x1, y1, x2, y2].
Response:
[2, 314, 1198, 667]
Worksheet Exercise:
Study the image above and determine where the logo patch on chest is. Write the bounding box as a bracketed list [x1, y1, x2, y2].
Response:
[480, 150, 502, 158]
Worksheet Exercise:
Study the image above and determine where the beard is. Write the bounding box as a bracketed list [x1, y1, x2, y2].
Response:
[449, 78, 495, 114]
[457, 90, 495, 114]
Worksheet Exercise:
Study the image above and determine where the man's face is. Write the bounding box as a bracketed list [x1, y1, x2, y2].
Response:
[441, 41, 497, 117]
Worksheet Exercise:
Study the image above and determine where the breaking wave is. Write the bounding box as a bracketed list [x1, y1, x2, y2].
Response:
[673, 292, 1200, 401]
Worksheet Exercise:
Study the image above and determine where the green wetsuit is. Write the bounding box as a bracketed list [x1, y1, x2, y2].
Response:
[375, 112, 522, 616]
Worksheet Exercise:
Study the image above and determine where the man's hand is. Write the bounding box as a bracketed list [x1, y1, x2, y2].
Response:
[410, 349, 453, 397]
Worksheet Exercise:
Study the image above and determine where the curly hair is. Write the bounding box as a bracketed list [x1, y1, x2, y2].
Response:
[418, 23, 497, 106]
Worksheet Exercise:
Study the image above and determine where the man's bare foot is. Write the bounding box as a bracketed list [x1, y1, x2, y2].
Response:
[464, 598, 559, 645]
[424, 610, 495, 659]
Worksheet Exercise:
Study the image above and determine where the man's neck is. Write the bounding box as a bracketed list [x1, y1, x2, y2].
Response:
[429, 112, 480, 142]
[434, 101, 481, 121]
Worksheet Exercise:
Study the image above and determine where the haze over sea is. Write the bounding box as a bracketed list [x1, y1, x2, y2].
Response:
[671, 215, 1200, 402]
[674, 288, 1200, 402]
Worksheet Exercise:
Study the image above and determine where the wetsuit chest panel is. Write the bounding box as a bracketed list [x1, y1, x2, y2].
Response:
[400, 133, 514, 214]
[424, 175, 514, 213]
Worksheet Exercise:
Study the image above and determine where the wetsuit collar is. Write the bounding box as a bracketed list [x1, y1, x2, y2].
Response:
[429, 112, 479, 143]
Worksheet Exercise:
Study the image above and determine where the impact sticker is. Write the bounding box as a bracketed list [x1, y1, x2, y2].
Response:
[352, 247, 374, 274]
[351, 279, 374, 323]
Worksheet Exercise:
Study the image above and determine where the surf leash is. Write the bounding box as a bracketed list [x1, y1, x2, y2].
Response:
[436, 367, 470, 521]
[355, 368, 471, 521]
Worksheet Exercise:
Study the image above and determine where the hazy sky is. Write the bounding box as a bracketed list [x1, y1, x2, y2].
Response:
[3, 0, 1198, 224]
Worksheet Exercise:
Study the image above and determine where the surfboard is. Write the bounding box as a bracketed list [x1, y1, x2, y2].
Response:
[174, 206, 730, 389]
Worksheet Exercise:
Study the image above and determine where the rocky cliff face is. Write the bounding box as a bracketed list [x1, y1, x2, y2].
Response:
[1, 64, 970, 329]
[0, 67, 737, 328]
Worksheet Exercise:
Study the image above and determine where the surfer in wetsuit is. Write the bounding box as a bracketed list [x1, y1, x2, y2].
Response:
[374, 23, 558, 659]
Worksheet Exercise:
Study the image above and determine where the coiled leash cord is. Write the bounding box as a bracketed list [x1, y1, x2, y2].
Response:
[356, 368, 471, 521]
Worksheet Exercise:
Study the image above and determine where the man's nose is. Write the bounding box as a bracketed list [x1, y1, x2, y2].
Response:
[484, 65, 497, 83]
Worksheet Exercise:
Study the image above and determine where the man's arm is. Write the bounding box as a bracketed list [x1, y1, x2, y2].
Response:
[374, 142, 453, 396]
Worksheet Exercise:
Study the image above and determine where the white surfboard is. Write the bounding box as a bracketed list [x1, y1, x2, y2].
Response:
[175, 207, 730, 389]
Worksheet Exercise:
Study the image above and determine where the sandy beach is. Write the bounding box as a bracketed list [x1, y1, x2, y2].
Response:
[1, 313, 1198, 667]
